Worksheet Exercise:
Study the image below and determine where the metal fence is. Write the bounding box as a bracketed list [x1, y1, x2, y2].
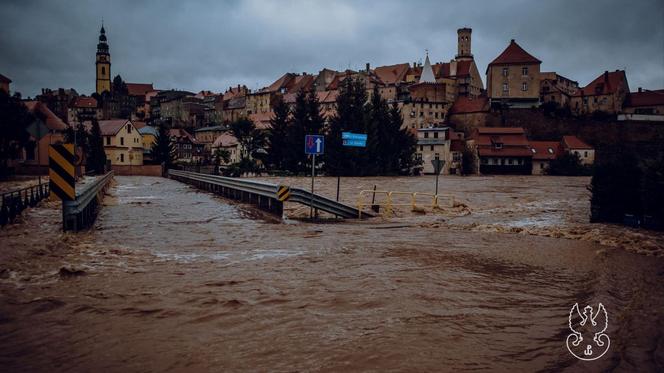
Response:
[0, 182, 50, 226]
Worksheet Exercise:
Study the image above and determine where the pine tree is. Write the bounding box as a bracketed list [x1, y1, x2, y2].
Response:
[86, 119, 107, 174]
[229, 117, 266, 173]
[267, 96, 290, 170]
[153, 124, 175, 169]
[288, 90, 309, 173]
[390, 103, 417, 174]
[325, 77, 368, 176]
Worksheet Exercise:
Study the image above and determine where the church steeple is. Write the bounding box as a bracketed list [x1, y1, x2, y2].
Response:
[419, 50, 436, 83]
[95, 23, 111, 94]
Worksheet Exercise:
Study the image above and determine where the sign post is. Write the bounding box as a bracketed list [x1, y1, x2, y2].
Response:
[431, 159, 445, 195]
[338, 132, 367, 203]
[304, 135, 324, 220]
[27, 119, 49, 185]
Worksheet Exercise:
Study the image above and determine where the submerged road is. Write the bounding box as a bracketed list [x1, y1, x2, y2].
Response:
[1, 176, 663, 372]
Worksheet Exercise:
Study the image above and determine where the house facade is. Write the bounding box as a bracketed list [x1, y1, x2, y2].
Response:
[98, 119, 144, 166]
[471, 127, 533, 175]
[486, 39, 542, 108]
[570, 70, 629, 115]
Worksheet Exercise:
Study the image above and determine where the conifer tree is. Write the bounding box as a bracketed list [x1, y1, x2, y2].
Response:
[267, 96, 290, 170]
[86, 119, 108, 174]
[153, 124, 175, 169]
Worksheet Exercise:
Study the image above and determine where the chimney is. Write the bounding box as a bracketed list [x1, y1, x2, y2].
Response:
[510, 39, 515, 43]
[638, 87, 642, 92]
[366, 63, 370, 72]
[604, 71, 609, 82]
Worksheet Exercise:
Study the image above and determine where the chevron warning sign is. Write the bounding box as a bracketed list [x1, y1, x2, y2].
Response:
[48, 144, 76, 201]
[277, 185, 290, 202]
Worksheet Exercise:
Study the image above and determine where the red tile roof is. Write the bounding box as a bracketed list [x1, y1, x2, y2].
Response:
[249, 112, 273, 130]
[576, 70, 628, 96]
[449, 96, 489, 114]
[126, 83, 154, 97]
[529, 141, 561, 160]
[562, 135, 592, 150]
[625, 90, 664, 107]
[266, 73, 296, 92]
[373, 63, 410, 85]
[474, 127, 531, 158]
[72, 96, 97, 108]
[24, 101, 66, 131]
[212, 133, 239, 147]
[0, 73, 11, 83]
[99, 119, 130, 136]
[168, 128, 198, 143]
[287, 74, 315, 93]
[489, 40, 541, 66]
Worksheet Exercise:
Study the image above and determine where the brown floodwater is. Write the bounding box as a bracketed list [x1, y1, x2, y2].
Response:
[1, 175, 663, 372]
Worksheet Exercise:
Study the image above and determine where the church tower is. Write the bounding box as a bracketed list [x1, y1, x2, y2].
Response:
[95, 24, 111, 94]
[456, 28, 473, 61]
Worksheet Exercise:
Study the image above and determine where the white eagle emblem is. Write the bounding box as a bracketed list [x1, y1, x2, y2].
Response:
[566, 303, 610, 361]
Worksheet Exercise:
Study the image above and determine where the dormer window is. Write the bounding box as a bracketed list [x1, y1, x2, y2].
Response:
[522, 67, 528, 76]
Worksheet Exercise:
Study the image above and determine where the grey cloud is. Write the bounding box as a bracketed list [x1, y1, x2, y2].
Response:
[1, 0, 662, 98]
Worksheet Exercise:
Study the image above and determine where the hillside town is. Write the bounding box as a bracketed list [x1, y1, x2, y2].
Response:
[3, 25, 662, 177]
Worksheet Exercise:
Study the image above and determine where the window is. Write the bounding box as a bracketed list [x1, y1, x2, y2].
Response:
[430, 145, 434, 151]
[435, 113, 439, 119]
[434, 153, 440, 160]
[101, 66, 105, 75]
[508, 159, 513, 165]
[106, 137, 111, 145]
[120, 137, 124, 146]
[502, 83, 509, 93]
[522, 67, 528, 76]
[424, 132, 429, 138]
[127, 124, 132, 133]
[419, 112, 423, 117]
[120, 153, 124, 162]
[502, 67, 508, 76]
[522, 82, 528, 91]
[540, 163, 544, 169]
[419, 145, 423, 151]
[584, 151, 588, 157]
[433, 132, 438, 138]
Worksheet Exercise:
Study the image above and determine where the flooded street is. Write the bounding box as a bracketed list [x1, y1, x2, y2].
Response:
[1, 175, 663, 372]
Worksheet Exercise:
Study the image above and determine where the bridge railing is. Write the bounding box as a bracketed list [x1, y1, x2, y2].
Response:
[0, 182, 50, 227]
[357, 189, 456, 218]
[62, 171, 114, 231]
[168, 169, 371, 219]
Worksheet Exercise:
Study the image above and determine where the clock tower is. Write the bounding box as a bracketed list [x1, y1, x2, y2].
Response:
[95, 24, 111, 94]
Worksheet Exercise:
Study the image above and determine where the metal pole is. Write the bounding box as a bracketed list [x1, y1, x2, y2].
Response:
[336, 175, 340, 201]
[310, 154, 315, 220]
[435, 173, 439, 195]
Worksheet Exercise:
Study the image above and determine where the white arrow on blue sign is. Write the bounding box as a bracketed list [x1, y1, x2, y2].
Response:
[342, 132, 367, 147]
[305, 135, 324, 155]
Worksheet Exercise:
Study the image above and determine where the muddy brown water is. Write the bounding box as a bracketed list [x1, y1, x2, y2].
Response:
[1, 175, 663, 372]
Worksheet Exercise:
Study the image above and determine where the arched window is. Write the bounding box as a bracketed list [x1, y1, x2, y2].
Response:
[101, 66, 105, 75]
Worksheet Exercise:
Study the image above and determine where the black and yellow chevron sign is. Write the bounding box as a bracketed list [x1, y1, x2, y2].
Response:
[277, 185, 290, 202]
[48, 144, 75, 201]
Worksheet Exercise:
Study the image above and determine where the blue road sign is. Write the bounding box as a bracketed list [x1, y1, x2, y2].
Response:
[342, 132, 367, 147]
[305, 135, 324, 155]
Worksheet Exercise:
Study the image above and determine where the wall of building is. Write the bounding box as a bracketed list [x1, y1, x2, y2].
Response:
[488, 64, 541, 103]
[111, 164, 163, 176]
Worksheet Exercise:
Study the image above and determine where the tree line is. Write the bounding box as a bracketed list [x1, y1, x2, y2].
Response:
[264, 77, 418, 176]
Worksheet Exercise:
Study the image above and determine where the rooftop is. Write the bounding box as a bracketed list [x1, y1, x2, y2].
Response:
[489, 39, 541, 66]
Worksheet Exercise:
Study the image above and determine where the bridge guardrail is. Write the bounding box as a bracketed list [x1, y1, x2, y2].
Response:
[168, 170, 372, 219]
[62, 171, 114, 231]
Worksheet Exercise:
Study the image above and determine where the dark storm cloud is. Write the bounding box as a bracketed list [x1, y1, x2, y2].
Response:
[1, 0, 662, 98]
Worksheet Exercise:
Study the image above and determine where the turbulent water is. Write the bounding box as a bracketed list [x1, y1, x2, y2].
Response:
[1, 176, 663, 372]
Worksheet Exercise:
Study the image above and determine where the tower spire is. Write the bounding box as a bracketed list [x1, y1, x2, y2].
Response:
[419, 50, 436, 83]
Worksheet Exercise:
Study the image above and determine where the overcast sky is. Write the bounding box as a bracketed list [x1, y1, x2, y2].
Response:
[1, 0, 663, 98]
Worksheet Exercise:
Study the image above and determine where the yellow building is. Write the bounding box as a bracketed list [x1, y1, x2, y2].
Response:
[98, 119, 143, 165]
[486, 39, 542, 108]
[95, 25, 111, 94]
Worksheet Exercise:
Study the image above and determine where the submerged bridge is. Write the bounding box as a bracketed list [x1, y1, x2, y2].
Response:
[168, 170, 372, 219]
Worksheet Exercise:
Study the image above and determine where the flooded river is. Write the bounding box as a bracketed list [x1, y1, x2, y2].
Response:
[1, 175, 663, 372]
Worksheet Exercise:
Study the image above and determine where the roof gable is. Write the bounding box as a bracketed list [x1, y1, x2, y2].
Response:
[489, 39, 541, 66]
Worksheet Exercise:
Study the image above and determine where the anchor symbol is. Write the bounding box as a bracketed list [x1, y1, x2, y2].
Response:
[584, 345, 593, 356]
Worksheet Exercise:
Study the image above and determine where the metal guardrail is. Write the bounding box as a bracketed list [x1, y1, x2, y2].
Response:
[0, 182, 50, 226]
[168, 169, 372, 219]
[62, 171, 114, 231]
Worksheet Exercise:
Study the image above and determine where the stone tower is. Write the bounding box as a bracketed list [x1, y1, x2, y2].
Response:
[456, 28, 473, 61]
[95, 24, 111, 94]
